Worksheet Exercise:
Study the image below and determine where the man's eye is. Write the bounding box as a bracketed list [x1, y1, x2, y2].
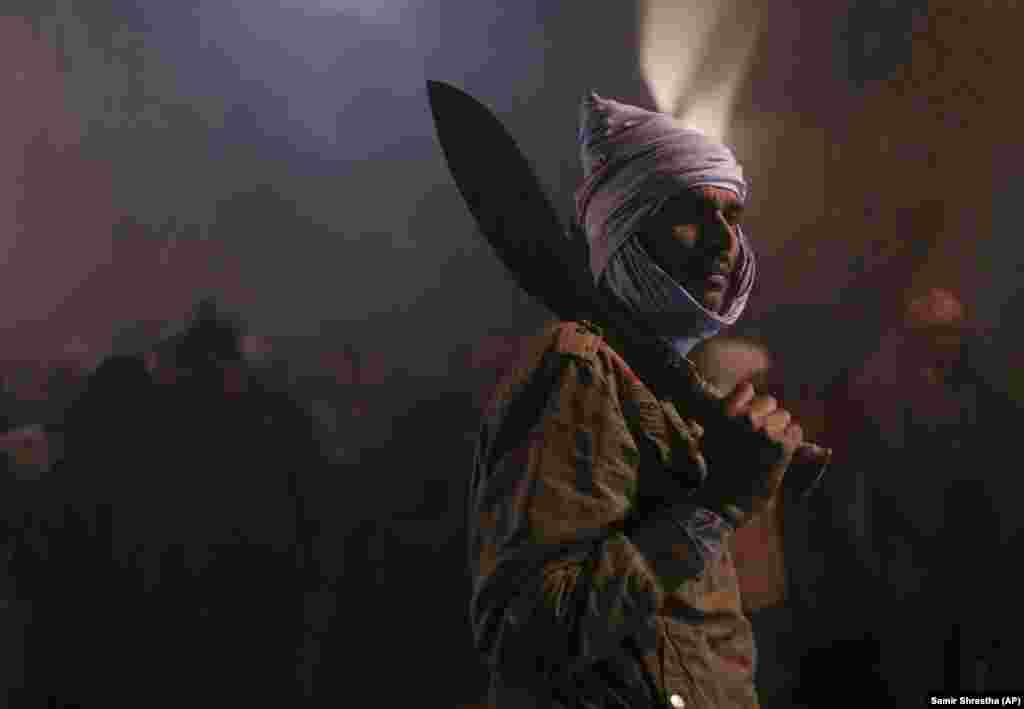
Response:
[662, 201, 701, 225]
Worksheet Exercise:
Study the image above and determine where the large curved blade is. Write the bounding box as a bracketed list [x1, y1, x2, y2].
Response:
[426, 80, 597, 322]
[426, 79, 830, 497]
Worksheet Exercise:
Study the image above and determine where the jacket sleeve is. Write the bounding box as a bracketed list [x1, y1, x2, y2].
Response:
[467, 338, 730, 685]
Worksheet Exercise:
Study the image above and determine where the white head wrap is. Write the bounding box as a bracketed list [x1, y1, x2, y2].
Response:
[574, 92, 756, 355]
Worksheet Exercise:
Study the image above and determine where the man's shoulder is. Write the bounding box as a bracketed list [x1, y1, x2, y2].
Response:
[543, 320, 605, 360]
[530, 319, 623, 368]
[529, 321, 642, 391]
[487, 321, 612, 396]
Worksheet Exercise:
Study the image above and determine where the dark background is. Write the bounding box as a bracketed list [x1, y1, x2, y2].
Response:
[1, 1, 1022, 706]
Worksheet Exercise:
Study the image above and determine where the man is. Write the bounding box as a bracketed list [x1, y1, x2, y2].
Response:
[823, 287, 1014, 699]
[467, 93, 806, 708]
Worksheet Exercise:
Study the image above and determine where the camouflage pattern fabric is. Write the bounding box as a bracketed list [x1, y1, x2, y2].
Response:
[468, 321, 758, 708]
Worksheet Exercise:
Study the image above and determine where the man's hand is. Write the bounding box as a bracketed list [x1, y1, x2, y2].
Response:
[691, 381, 804, 528]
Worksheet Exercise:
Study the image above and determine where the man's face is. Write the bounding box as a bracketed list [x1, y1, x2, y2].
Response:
[637, 185, 744, 314]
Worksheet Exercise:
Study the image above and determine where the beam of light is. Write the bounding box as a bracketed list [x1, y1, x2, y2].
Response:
[639, 0, 762, 142]
[639, 0, 723, 115]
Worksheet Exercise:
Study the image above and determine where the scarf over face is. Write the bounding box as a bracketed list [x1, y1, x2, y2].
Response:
[574, 92, 756, 356]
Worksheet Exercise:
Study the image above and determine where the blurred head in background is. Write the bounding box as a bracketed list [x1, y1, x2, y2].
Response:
[145, 298, 248, 394]
[902, 287, 966, 386]
[688, 335, 772, 394]
[0, 424, 52, 480]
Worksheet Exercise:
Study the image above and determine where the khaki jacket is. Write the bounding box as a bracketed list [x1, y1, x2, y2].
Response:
[468, 322, 758, 708]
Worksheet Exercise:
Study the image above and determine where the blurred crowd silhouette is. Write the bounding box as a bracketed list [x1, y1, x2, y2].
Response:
[1, 287, 1022, 707]
[0, 297, 485, 706]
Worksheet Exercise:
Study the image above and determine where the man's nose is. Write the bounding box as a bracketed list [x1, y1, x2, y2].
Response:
[707, 210, 739, 259]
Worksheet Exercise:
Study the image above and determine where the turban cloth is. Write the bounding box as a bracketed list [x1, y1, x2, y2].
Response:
[573, 92, 757, 355]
